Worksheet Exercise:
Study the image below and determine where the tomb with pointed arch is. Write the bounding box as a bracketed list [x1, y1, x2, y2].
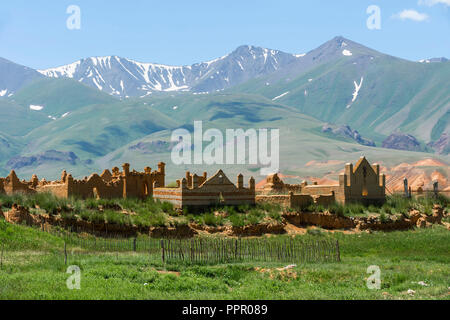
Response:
[257, 157, 386, 206]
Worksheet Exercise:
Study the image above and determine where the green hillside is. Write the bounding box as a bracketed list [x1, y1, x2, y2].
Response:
[231, 53, 450, 145]
[12, 78, 117, 117]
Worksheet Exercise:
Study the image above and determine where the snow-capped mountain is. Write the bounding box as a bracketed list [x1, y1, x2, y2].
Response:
[37, 46, 302, 98]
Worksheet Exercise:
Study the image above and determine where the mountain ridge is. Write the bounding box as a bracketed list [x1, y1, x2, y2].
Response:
[36, 45, 302, 98]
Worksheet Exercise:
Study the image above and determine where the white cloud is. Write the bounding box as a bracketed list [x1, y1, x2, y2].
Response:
[418, 0, 450, 7]
[392, 9, 429, 22]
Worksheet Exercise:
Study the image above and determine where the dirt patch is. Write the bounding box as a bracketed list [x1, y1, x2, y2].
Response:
[284, 222, 308, 235]
[255, 265, 298, 281]
[191, 222, 286, 237]
[231, 223, 286, 237]
[150, 225, 197, 238]
[156, 270, 181, 277]
[283, 205, 447, 232]
[283, 211, 355, 230]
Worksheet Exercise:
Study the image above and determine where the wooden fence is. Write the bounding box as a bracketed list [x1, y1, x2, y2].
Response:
[54, 231, 340, 265]
[63, 234, 162, 253]
[160, 238, 340, 264]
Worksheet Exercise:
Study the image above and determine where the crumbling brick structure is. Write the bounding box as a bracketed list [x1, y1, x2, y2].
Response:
[258, 157, 386, 205]
[261, 174, 304, 194]
[0, 170, 37, 195]
[0, 163, 166, 200]
[153, 170, 256, 209]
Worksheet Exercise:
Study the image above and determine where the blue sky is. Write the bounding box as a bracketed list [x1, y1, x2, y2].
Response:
[0, 0, 448, 69]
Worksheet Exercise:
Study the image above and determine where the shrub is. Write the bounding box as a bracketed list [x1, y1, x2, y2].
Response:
[224, 206, 237, 216]
[161, 202, 174, 214]
[268, 210, 282, 222]
[237, 204, 250, 213]
[104, 210, 123, 225]
[229, 214, 245, 227]
[148, 212, 167, 227]
[203, 213, 218, 226]
[307, 228, 323, 236]
[328, 203, 345, 217]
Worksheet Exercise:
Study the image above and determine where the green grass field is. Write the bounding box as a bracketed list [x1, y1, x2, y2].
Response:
[0, 219, 448, 300]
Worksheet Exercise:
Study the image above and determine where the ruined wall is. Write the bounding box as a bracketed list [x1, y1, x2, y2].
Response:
[314, 194, 336, 206]
[154, 170, 256, 209]
[153, 187, 183, 208]
[290, 194, 314, 208]
[68, 174, 124, 199]
[1, 171, 35, 195]
[256, 195, 291, 207]
[256, 193, 319, 208]
[37, 183, 69, 198]
[258, 174, 305, 195]
[0, 162, 166, 201]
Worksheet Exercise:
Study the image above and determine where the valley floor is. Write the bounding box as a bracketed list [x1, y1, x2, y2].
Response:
[0, 223, 449, 300]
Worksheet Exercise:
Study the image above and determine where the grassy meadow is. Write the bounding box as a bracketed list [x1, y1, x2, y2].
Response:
[0, 218, 448, 300]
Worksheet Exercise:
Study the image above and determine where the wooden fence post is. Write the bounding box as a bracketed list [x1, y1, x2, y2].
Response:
[1, 242, 4, 270]
[64, 241, 67, 265]
[336, 240, 341, 262]
[161, 240, 165, 263]
[133, 238, 137, 252]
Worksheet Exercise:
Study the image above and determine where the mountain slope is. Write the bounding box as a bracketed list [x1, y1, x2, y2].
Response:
[12, 78, 117, 118]
[231, 37, 450, 146]
[0, 57, 44, 97]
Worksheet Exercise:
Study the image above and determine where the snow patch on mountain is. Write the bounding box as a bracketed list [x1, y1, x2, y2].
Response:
[342, 50, 353, 56]
[347, 77, 364, 108]
[272, 91, 290, 101]
[30, 105, 44, 111]
[38, 61, 81, 78]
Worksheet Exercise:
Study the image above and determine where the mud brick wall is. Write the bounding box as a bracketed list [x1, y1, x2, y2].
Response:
[256, 195, 291, 207]
[290, 194, 314, 208]
[314, 194, 336, 206]
[153, 188, 183, 208]
[154, 170, 256, 209]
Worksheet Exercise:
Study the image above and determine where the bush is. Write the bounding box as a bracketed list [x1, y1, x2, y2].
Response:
[148, 212, 167, 227]
[161, 202, 175, 214]
[328, 203, 345, 217]
[203, 213, 218, 226]
[229, 214, 245, 227]
[307, 228, 323, 236]
[268, 210, 282, 222]
[104, 210, 123, 225]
